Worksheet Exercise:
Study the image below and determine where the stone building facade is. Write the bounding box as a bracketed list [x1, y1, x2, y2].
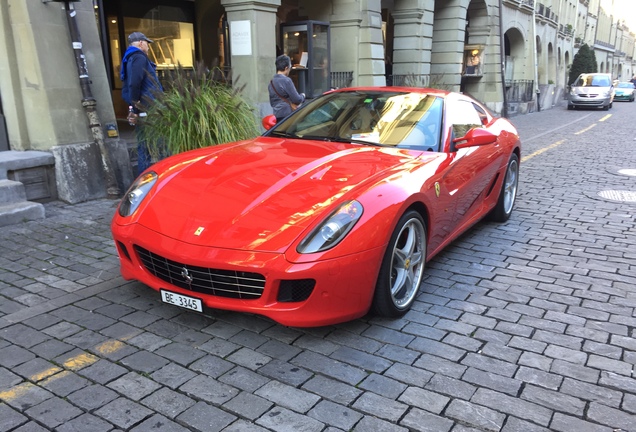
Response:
[0, 0, 634, 217]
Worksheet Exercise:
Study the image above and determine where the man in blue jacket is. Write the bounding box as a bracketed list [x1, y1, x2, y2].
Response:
[120, 32, 163, 175]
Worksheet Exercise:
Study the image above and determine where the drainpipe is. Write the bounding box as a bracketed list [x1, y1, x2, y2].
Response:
[532, 3, 540, 111]
[499, 0, 508, 118]
[62, 0, 120, 198]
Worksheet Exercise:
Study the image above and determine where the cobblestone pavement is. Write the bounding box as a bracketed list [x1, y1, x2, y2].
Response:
[1, 101, 636, 431]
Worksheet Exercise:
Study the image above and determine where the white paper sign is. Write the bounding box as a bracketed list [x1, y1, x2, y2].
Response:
[230, 20, 252, 56]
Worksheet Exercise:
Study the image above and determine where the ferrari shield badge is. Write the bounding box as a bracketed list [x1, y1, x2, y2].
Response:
[194, 227, 205, 236]
[435, 182, 440, 198]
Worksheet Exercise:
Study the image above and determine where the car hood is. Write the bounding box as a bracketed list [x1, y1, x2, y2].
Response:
[135, 137, 424, 252]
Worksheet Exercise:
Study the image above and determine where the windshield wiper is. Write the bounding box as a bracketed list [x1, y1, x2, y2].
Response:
[268, 130, 300, 138]
[323, 136, 388, 147]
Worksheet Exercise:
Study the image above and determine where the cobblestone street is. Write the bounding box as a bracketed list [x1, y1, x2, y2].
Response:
[1, 102, 636, 431]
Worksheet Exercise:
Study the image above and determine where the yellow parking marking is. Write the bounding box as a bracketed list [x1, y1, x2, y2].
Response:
[63, 352, 99, 371]
[0, 339, 129, 404]
[30, 365, 62, 382]
[521, 140, 566, 163]
[40, 370, 72, 386]
[574, 124, 596, 135]
[599, 114, 611, 122]
[95, 339, 126, 355]
[0, 382, 36, 403]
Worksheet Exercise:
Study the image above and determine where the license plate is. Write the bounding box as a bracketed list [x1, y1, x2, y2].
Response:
[160, 290, 203, 312]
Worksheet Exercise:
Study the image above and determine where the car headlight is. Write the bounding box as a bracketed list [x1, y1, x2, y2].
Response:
[297, 201, 363, 254]
[118, 172, 157, 217]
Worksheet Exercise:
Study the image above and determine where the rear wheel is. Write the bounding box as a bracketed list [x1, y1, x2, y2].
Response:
[489, 153, 519, 222]
[372, 211, 426, 318]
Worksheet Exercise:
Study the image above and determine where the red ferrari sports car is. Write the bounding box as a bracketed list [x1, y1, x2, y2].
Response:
[111, 87, 521, 327]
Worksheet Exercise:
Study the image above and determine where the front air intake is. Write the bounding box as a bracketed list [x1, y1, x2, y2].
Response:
[277, 279, 316, 302]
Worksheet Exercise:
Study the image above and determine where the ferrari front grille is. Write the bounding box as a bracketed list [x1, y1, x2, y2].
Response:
[133, 245, 266, 300]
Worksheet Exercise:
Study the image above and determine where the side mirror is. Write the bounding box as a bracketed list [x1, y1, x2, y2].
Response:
[453, 127, 497, 149]
[262, 114, 277, 130]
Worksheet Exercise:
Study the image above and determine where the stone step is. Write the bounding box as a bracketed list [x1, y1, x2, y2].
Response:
[0, 179, 27, 204]
[0, 200, 45, 227]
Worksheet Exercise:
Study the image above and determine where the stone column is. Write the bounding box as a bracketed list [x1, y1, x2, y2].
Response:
[0, 0, 29, 151]
[463, 1, 504, 113]
[431, 1, 468, 90]
[221, 0, 280, 117]
[330, 0, 384, 86]
[391, 0, 434, 84]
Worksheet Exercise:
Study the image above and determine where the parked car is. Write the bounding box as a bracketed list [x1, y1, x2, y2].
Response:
[567, 73, 614, 110]
[613, 82, 635, 102]
[111, 87, 521, 327]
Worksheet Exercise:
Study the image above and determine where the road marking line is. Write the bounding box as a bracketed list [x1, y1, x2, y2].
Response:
[575, 124, 597, 135]
[0, 339, 128, 404]
[95, 339, 126, 355]
[521, 140, 566, 163]
[30, 366, 63, 382]
[599, 114, 612, 122]
[40, 370, 73, 386]
[520, 112, 593, 143]
[0, 382, 36, 403]
[63, 352, 99, 370]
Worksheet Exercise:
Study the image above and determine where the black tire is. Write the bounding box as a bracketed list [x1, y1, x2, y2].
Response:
[489, 153, 519, 222]
[567, 104, 573, 110]
[372, 211, 426, 318]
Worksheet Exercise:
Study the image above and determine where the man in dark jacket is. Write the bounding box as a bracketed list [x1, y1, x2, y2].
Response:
[120, 31, 163, 175]
[268, 55, 305, 123]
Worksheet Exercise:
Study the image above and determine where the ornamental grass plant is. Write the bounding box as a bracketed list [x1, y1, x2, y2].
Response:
[143, 62, 260, 161]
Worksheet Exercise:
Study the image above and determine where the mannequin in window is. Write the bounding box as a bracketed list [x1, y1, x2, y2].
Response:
[466, 50, 480, 75]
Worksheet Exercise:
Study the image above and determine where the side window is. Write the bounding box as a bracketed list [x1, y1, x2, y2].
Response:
[473, 103, 489, 125]
[447, 100, 483, 139]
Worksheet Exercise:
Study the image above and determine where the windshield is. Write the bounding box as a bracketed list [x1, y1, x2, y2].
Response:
[574, 74, 611, 87]
[267, 91, 444, 151]
[617, 82, 635, 89]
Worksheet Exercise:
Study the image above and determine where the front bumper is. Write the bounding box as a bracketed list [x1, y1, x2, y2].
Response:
[568, 94, 611, 108]
[614, 93, 633, 101]
[111, 221, 385, 327]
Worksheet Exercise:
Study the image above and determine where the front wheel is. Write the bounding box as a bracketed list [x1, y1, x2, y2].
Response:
[372, 211, 427, 318]
[489, 153, 519, 222]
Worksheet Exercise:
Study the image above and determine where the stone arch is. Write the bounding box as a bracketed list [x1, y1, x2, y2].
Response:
[503, 27, 527, 81]
[536, 35, 545, 84]
[548, 42, 555, 83]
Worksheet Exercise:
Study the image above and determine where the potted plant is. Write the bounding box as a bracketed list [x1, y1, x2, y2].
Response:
[143, 62, 260, 161]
